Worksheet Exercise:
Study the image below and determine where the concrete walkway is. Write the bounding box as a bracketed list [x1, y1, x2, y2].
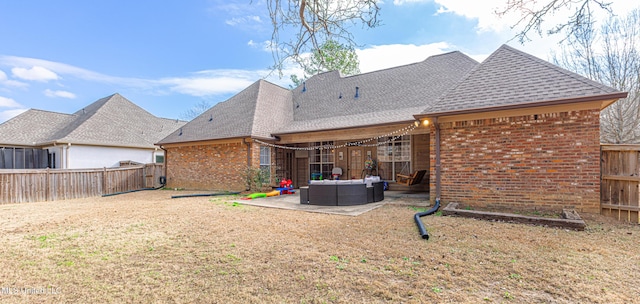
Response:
[232, 190, 430, 216]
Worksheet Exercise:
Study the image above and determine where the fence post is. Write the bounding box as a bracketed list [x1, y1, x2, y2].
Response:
[102, 167, 107, 195]
[46, 168, 50, 201]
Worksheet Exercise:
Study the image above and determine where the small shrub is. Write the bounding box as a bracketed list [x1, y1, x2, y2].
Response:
[243, 167, 271, 192]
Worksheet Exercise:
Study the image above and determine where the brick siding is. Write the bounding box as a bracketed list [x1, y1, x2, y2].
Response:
[430, 109, 601, 213]
[166, 142, 250, 191]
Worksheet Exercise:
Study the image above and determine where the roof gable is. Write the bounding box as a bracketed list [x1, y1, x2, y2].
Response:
[422, 44, 623, 115]
[158, 80, 291, 144]
[52, 94, 185, 148]
[0, 94, 185, 148]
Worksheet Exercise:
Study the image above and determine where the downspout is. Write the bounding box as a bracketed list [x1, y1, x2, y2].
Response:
[243, 138, 252, 191]
[160, 145, 168, 187]
[434, 117, 441, 200]
[414, 117, 441, 240]
[65, 143, 71, 169]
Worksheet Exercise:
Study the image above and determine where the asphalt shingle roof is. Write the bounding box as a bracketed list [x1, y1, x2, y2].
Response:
[157, 45, 625, 144]
[0, 93, 185, 148]
[276, 51, 478, 134]
[0, 109, 75, 146]
[157, 80, 292, 144]
[159, 51, 479, 144]
[422, 45, 623, 115]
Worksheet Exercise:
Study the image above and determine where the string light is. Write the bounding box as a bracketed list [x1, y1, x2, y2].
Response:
[253, 123, 418, 151]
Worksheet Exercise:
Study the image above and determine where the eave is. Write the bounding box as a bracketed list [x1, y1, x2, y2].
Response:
[415, 92, 628, 121]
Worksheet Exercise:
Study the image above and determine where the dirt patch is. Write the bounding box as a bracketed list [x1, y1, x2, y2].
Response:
[0, 190, 639, 303]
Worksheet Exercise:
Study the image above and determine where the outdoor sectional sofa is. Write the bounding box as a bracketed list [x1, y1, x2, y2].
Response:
[299, 177, 384, 206]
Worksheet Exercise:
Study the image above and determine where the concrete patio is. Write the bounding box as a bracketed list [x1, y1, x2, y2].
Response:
[232, 190, 431, 216]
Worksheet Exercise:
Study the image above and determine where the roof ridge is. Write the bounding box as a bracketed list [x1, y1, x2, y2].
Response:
[421, 50, 488, 114]
[24, 108, 71, 116]
[343, 50, 472, 79]
[251, 79, 293, 138]
[419, 44, 625, 117]
[53, 94, 124, 141]
[499, 44, 616, 92]
[249, 80, 267, 134]
[298, 50, 476, 86]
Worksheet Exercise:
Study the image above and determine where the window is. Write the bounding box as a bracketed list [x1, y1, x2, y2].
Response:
[309, 141, 334, 180]
[377, 135, 411, 181]
[155, 155, 165, 163]
[260, 146, 271, 181]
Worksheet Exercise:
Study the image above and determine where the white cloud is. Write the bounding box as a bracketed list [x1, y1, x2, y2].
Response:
[160, 70, 260, 96]
[225, 15, 262, 26]
[433, 0, 640, 36]
[0, 96, 22, 108]
[0, 55, 151, 87]
[0, 42, 483, 101]
[0, 108, 28, 122]
[0, 55, 270, 98]
[0, 69, 28, 87]
[356, 42, 453, 73]
[11, 66, 59, 82]
[433, 0, 517, 33]
[44, 89, 76, 99]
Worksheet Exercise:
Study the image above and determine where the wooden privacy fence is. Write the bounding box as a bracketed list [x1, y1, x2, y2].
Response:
[601, 144, 640, 223]
[0, 163, 164, 204]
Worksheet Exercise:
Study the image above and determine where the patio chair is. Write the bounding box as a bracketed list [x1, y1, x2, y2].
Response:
[396, 170, 427, 186]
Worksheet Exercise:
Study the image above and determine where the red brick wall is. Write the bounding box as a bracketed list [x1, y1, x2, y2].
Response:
[430, 109, 601, 213]
[166, 141, 250, 191]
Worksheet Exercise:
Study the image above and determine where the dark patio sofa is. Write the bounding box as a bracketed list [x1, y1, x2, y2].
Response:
[300, 178, 384, 206]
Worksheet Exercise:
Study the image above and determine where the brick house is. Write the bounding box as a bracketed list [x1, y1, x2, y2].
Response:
[157, 45, 626, 212]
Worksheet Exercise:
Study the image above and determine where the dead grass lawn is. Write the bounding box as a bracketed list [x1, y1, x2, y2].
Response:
[0, 190, 639, 303]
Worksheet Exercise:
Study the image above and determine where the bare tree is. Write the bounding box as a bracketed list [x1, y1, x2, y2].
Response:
[179, 100, 212, 121]
[265, 0, 379, 76]
[553, 9, 640, 143]
[496, 0, 613, 43]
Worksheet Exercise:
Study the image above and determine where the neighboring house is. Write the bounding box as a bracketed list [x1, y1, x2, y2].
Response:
[0, 93, 185, 169]
[157, 45, 627, 213]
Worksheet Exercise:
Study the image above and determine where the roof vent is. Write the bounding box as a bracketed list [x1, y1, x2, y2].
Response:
[302, 82, 306, 93]
[178, 128, 183, 136]
[355, 87, 359, 98]
[209, 114, 213, 122]
[82, 108, 86, 114]
[339, 92, 342, 99]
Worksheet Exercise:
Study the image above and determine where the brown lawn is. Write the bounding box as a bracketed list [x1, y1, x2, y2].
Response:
[0, 190, 639, 303]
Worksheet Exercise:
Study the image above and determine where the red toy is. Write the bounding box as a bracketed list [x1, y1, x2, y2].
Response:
[277, 179, 294, 194]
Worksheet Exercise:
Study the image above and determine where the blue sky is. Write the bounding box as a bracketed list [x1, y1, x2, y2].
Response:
[1, 0, 638, 122]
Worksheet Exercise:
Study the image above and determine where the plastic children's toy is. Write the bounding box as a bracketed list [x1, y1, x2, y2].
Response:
[277, 179, 295, 194]
[242, 179, 295, 200]
[245, 192, 267, 199]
